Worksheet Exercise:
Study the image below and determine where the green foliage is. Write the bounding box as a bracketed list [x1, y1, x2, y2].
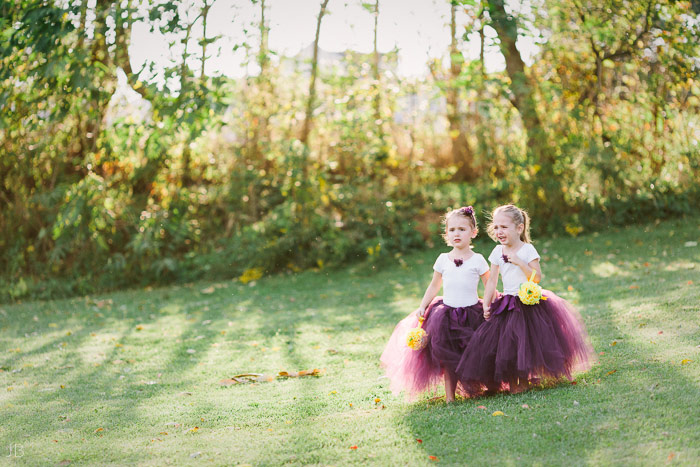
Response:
[1, 0, 699, 301]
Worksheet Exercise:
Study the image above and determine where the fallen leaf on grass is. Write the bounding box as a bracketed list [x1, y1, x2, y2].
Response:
[492, 411, 505, 416]
[681, 359, 693, 365]
[610, 341, 617, 346]
[220, 369, 323, 386]
[94, 428, 104, 433]
[201, 286, 215, 294]
[629, 285, 639, 290]
[607, 369, 617, 375]
[668, 452, 675, 461]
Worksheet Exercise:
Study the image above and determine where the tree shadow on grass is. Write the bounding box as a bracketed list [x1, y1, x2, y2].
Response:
[0, 284, 244, 465]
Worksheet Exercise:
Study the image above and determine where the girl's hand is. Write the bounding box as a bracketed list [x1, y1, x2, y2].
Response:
[416, 307, 426, 318]
[507, 254, 525, 266]
[483, 304, 490, 320]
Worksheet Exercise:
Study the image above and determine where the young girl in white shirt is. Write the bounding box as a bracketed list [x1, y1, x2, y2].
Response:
[456, 204, 595, 395]
[381, 206, 489, 402]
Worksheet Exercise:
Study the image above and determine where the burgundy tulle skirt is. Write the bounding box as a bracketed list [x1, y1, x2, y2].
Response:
[380, 297, 485, 400]
[456, 290, 595, 395]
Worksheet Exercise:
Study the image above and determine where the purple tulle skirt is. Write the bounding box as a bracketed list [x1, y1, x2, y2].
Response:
[380, 297, 485, 400]
[456, 290, 595, 395]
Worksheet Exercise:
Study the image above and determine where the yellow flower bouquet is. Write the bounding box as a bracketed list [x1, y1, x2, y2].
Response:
[406, 317, 429, 351]
[518, 270, 548, 305]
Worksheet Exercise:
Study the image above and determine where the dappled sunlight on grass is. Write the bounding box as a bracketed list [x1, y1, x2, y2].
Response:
[1, 217, 699, 464]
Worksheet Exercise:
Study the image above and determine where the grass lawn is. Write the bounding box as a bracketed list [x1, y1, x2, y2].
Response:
[1, 216, 699, 466]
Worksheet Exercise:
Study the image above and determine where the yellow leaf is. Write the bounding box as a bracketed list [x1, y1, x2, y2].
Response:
[681, 359, 692, 365]
[492, 411, 505, 416]
[94, 427, 104, 433]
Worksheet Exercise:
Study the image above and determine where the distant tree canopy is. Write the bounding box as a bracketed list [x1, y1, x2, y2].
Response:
[1, 0, 699, 301]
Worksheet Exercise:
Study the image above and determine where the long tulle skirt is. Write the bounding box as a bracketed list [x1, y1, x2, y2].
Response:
[380, 297, 485, 400]
[456, 291, 595, 394]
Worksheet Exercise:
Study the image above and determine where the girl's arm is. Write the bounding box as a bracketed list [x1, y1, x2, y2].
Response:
[509, 256, 542, 283]
[416, 271, 442, 317]
[482, 264, 499, 319]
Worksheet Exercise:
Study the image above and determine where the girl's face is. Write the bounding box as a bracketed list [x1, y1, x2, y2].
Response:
[446, 216, 476, 249]
[491, 212, 523, 247]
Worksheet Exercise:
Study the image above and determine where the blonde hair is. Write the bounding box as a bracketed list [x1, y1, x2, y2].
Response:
[487, 204, 531, 243]
[442, 206, 478, 245]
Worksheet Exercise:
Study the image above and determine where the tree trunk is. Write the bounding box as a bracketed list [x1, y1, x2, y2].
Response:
[299, 0, 330, 149]
[487, 0, 563, 225]
[372, 0, 382, 127]
[447, 1, 475, 181]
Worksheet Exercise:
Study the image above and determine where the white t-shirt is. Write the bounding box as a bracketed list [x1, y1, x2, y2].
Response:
[488, 244, 540, 295]
[433, 253, 489, 307]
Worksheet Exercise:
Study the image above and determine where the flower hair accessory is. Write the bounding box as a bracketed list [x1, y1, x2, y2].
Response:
[460, 206, 474, 217]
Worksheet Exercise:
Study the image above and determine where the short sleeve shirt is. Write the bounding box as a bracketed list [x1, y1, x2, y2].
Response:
[488, 244, 540, 295]
[433, 253, 489, 307]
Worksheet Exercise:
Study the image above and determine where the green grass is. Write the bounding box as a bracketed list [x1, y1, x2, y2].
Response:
[1, 216, 699, 466]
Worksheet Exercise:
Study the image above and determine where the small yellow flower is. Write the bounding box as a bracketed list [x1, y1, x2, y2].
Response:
[518, 271, 547, 305]
[406, 323, 428, 351]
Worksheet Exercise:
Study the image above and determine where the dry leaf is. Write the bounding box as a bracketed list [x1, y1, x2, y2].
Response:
[221, 369, 323, 385]
[201, 287, 215, 294]
[629, 285, 639, 289]
[607, 369, 617, 375]
[94, 428, 104, 433]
